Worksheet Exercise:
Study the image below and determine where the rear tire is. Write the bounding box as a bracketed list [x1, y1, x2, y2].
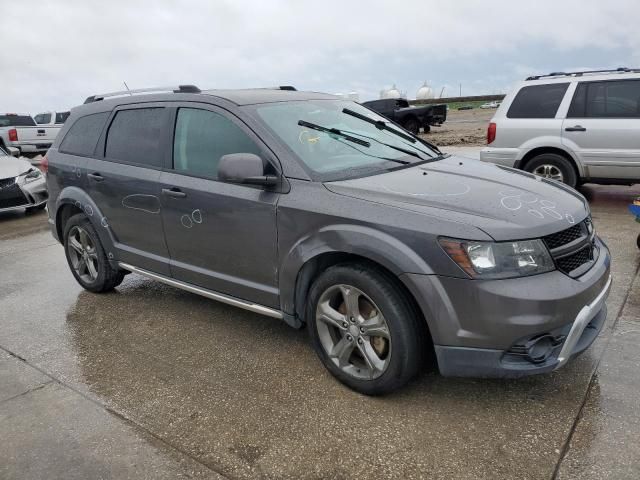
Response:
[524, 153, 577, 188]
[402, 117, 419, 135]
[63, 213, 124, 293]
[306, 263, 424, 395]
[423, 124, 431, 134]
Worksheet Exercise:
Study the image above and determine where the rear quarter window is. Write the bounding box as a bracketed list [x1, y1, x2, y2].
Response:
[59, 112, 109, 156]
[507, 83, 569, 119]
[105, 108, 166, 167]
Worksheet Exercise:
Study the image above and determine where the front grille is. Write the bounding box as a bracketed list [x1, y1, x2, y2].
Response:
[0, 183, 28, 208]
[544, 223, 584, 249]
[0, 177, 16, 189]
[556, 245, 593, 274]
[544, 220, 596, 276]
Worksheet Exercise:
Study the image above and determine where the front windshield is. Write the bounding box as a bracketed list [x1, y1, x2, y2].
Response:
[249, 100, 441, 181]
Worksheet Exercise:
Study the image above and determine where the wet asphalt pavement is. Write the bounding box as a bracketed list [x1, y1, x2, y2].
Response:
[1, 184, 640, 479]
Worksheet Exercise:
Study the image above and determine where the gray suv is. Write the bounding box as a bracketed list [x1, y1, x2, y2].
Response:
[46, 85, 611, 394]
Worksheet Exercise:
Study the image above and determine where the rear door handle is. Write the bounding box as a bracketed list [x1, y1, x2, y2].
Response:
[87, 172, 104, 182]
[565, 125, 587, 132]
[162, 187, 187, 198]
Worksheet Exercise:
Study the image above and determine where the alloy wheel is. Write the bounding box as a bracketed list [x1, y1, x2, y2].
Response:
[532, 164, 564, 182]
[315, 284, 391, 380]
[67, 226, 99, 283]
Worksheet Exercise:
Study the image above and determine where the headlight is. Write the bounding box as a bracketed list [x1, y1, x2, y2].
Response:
[439, 238, 555, 279]
[20, 168, 43, 184]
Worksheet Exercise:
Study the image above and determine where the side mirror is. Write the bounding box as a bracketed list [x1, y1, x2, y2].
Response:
[218, 153, 279, 187]
[8, 147, 20, 157]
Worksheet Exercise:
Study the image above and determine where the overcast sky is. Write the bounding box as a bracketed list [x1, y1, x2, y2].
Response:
[1, 0, 639, 113]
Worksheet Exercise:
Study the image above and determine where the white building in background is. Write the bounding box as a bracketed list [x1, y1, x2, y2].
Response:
[416, 81, 434, 100]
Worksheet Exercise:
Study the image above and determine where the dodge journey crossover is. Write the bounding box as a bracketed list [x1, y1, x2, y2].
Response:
[46, 85, 611, 394]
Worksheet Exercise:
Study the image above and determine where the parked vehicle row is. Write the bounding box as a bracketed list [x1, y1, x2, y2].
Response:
[46, 85, 610, 395]
[361, 98, 447, 134]
[481, 67, 640, 187]
[0, 111, 68, 157]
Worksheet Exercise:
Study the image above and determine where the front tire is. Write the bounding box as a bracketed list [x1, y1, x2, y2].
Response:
[63, 213, 124, 293]
[306, 263, 424, 395]
[524, 153, 577, 188]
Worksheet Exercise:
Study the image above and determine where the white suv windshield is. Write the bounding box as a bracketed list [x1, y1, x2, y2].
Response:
[250, 100, 440, 180]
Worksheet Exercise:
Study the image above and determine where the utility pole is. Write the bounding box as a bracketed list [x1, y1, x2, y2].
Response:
[459, 83, 462, 97]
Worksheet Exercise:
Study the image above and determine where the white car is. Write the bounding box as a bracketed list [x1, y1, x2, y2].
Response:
[481, 67, 640, 187]
[480, 101, 501, 109]
[0, 146, 48, 213]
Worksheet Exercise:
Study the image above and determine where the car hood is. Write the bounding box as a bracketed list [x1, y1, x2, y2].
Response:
[324, 155, 589, 241]
[0, 156, 32, 179]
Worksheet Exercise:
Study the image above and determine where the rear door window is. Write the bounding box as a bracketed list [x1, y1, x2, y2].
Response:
[0, 115, 36, 127]
[507, 83, 569, 118]
[569, 80, 640, 118]
[59, 112, 109, 156]
[105, 108, 167, 167]
[172, 108, 261, 179]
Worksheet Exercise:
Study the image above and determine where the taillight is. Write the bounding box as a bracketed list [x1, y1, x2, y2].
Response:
[8, 128, 17, 142]
[40, 155, 49, 174]
[487, 122, 496, 144]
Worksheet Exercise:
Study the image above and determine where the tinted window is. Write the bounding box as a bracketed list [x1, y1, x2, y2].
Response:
[507, 83, 569, 118]
[55, 112, 70, 124]
[173, 108, 261, 178]
[59, 112, 109, 156]
[106, 108, 166, 167]
[571, 80, 640, 118]
[35, 113, 51, 124]
[0, 115, 36, 127]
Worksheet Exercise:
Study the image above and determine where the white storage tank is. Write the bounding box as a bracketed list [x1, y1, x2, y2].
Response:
[416, 81, 434, 100]
[380, 84, 402, 99]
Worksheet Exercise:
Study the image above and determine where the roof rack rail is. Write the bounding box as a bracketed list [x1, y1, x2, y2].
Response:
[84, 84, 201, 104]
[526, 67, 640, 81]
[278, 85, 297, 91]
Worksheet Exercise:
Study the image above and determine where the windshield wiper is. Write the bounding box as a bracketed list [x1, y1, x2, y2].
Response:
[297, 120, 370, 147]
[342, 108, 416, 143]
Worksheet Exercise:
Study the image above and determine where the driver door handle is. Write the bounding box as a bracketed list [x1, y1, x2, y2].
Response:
[565, 125, 587, 132]
[87, 172, 104, 182]
[162, 187, 187, 198]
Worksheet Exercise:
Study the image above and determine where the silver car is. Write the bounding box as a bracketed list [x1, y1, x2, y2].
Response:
[481, 68, 640, 188]
[0, 147, 48, 213]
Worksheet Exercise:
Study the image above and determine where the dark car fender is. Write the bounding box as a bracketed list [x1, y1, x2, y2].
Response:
[278, 223, 435, 322]
[53, 187, 118, 265]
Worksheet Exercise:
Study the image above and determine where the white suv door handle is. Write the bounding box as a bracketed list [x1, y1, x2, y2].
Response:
[565, 125, 587, 132]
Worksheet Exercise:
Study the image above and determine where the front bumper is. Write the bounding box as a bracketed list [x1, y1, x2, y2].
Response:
[0, 175, 48, 213]
[400, 237, 611, 378]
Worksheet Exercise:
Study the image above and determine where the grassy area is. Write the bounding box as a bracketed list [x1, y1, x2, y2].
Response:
[445, 100, 489, 110]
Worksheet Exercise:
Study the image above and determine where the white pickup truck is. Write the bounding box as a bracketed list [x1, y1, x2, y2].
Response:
[0, 113, 61, 157]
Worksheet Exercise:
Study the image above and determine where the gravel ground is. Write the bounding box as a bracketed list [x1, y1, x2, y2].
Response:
[421, 108, 494, 147]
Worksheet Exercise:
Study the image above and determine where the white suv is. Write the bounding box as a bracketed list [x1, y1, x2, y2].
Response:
[481, 68, 640, 188]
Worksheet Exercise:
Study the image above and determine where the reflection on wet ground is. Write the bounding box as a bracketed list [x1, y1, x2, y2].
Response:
[1, 185, 640, 479]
